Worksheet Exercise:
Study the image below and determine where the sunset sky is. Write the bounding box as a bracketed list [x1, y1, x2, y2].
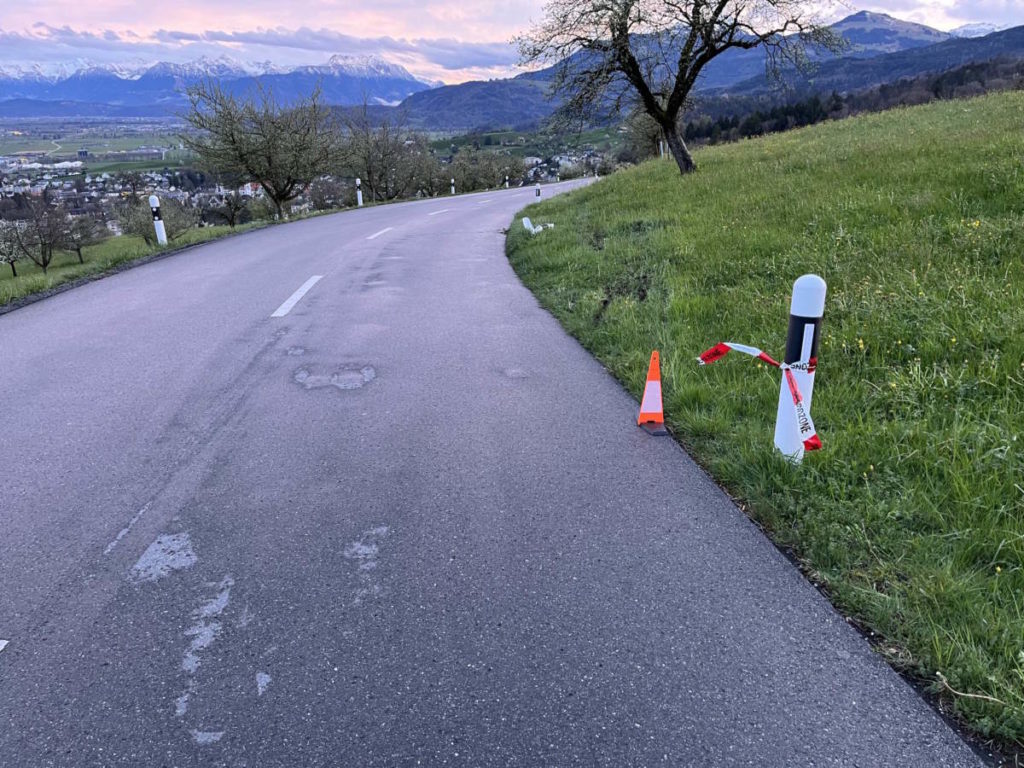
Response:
[0, 1, 1021, 83]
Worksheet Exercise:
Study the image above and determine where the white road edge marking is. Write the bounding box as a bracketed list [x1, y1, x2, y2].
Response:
[427, 209, 451, 216]
[0, 639, 9, 654]
[271, 276, 323, 318]
[366, 227, 393, 240]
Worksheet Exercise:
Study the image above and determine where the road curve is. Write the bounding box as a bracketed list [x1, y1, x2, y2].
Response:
[0, 181, 981, 766]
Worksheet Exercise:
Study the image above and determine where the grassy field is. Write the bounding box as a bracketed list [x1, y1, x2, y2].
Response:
[0, 131, 182, 156]
[507, 91, 1024, 748]
[0, 221, 267, 308]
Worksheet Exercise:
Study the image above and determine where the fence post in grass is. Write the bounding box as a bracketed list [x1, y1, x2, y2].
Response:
[355, 178, 363, 208]
[774, 274, 827, 463]
[451, 178, 456, 196]
[148, 195, 168, 246]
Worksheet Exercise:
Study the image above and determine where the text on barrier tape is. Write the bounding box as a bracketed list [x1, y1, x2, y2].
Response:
[697, 342, 822, 452]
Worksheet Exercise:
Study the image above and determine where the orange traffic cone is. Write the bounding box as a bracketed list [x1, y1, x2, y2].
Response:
[638, 350, 668, 435]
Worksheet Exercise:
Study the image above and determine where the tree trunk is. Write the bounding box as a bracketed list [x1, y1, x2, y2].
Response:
[75, 246, 84, 264]
[665, 126, 697, 174]
[9, 262, 16, 278]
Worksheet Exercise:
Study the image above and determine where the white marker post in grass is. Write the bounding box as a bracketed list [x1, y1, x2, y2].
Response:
[535, 183, 541, 198]
[505, 175, 509, 189]
[451, 178, 456, 196]
[356, 178, 363, 208]
[774, 274, 827, 463]
[149, 195, 168, 246]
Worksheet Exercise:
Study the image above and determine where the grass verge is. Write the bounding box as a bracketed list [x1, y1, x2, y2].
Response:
[507, 91, 1024, 750]
[0, 211, 343, 310]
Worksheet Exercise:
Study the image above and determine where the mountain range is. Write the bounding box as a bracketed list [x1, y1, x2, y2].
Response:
[0, 54, 431, 111]
[0, 12, 1021, 128]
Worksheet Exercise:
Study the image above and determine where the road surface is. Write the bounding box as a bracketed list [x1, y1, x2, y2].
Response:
[0, 182, 981, 766]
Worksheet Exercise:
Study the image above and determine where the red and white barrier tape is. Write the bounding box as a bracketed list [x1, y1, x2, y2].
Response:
[697, 342, 822, 452]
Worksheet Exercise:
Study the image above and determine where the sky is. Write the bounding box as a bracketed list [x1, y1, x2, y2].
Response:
[0, 1, 1021, 83]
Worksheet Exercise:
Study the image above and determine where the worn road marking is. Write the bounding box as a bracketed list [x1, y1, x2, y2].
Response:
[104, 503, 151, 555]
[477, 199, 493, 205]
[0, 640, 9, 654]
[191, 731, 225, 745]
[257, 672, 272, 696]
[129, 533, 196, 583]
[271, 275, 323, 318]
[427, 209, 451, 216]
[366, 227, 393, 240]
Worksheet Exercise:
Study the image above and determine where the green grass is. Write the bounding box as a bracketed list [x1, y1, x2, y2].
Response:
[507, 91, 1024, 748]
[0, 220, 267, 307]
[0, 131, 182, 156]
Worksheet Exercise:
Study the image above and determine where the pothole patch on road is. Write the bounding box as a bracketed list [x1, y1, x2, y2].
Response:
[293, 366, 376, 392]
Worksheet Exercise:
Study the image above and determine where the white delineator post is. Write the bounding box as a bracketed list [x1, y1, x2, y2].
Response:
[356, 178, 363, 208]
[505, 175, 509, 189]
[535, 183, 541, 198]
[774, 274, 827, 462]
[149, 195, 168, 246]
[451, 178, 456, 195]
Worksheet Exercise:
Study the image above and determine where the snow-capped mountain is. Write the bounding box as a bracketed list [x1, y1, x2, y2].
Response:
[950, 23, 1010, 38]
[0, 55, 435, 110]
[308, 54, 418, 81]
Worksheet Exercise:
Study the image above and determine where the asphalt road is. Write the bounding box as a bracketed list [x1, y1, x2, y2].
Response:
[0, 182, 982, 767]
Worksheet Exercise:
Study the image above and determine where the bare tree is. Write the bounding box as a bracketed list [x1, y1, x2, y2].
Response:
[182, 81, 340, 219]
[206, 191, 250, 228]
[519, 0, 841, 173]
[13, 196, 67, 274]
[340, 103, 424, 202]
[0, 220, 21, 277]
[64, 214, 108, 264]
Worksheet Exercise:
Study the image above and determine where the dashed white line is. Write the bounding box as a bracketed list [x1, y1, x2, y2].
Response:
[427, 209, 451, 216]
[477, 199, 493, 205]
[271, 275, 323, 318]
[366, 227, 393, 240]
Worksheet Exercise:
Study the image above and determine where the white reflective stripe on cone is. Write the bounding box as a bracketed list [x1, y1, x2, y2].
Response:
[640, 381, 662, 413]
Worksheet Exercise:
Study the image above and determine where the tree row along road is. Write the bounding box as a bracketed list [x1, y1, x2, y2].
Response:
[0, 182, 980, 766]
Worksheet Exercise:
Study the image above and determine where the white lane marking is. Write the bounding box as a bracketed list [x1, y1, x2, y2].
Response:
[105, 503, 152, 555]
[129, 533, 196, 583]
[427, 209, 451, 216]
[366, 227, 393, 240]
[477, 199, 493, 205]
[270, 275, 323, 318]
[0, 639, 9, 654]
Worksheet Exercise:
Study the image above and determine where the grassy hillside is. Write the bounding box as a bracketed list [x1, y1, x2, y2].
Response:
[508, 91, 1024, 748]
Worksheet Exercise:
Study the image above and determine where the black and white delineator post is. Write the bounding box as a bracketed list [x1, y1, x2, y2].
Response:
[505, 175, 509, 189]
[148, 195, 168, 246]
[774, 274, 826, 462]
[535, 183, 541, 198]
[451, 178, 456, 195]
[355, 178, 363, 208]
